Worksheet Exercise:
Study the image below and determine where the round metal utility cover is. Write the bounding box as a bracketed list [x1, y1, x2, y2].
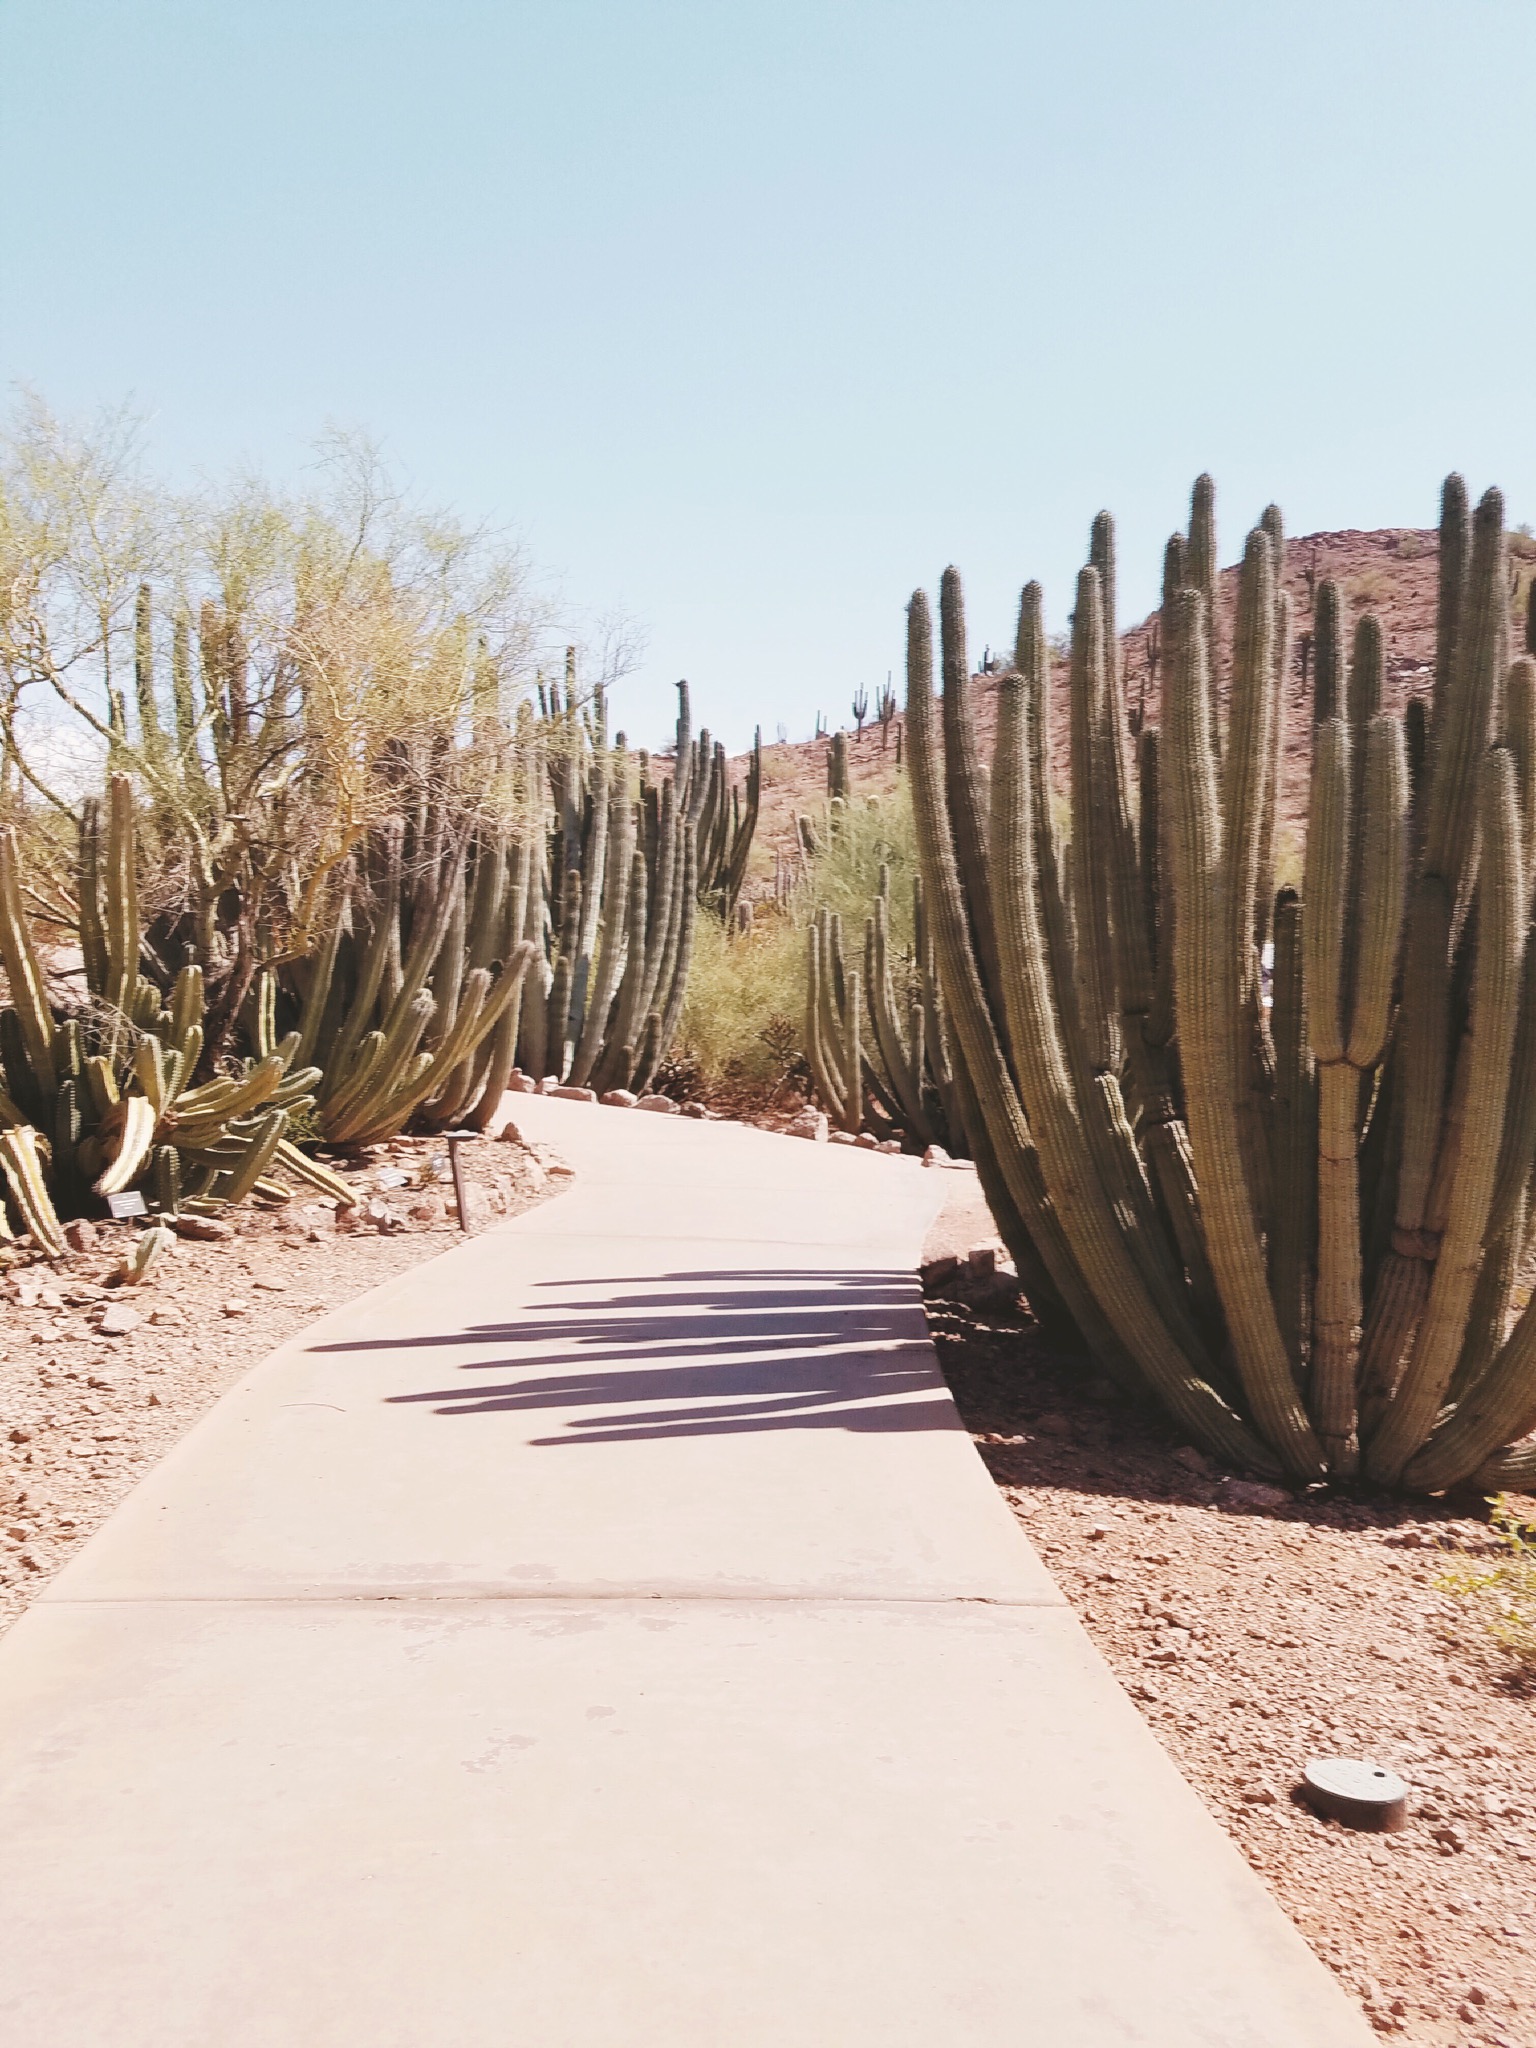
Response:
[1301, 1757, 1409, 1832]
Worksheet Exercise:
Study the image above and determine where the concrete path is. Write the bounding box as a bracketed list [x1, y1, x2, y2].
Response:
[0, 1098, 1371, 2045]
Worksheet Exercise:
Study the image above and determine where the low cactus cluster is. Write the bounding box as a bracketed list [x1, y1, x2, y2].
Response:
[907, 475, 1536, 1493]
[804, 869, 966, 1153]
[0, 777, 333, 1252]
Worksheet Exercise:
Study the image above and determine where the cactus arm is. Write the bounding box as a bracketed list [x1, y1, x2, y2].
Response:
[210, 1108, 289, 1206]
[1066, 568, 1121, 1072]
[1165, 590, 1326, 1478]
[1504, 655, 1536, 885]
[0, 1126, 67, 1257]
[76, 799, 109, 996]
[1223, 530, 1276, 1006]
[1187, 475, 1221, 752]
[938, 568, 1007, 1036]
[1423, 488, 1507, 914]
[570, 781, 635, 1087]
[103, 773, 140, 1024]
[325, 824, 403, 1085]
[295, 876, 349, 1068]
[93, 1096, 161, 1196]
[1369, 749, 1526, 1483]
[1302, 717, 1362, 1469]
[651, 827, 699, 1080]
[273, 1138, 359, 1206]
[1267, 890, 1316, 1374]
[0, 828, 58, 1094]
[1344, 717, 1410, 1071]
[805, 923, 846, 1124]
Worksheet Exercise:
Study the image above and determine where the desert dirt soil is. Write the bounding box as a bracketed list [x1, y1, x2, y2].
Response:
[0, 1126, 564, 1635]
[925, 1250, 1536, 2048]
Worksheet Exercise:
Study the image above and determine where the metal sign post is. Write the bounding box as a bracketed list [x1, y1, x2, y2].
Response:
[442, 1130, 478, 1233]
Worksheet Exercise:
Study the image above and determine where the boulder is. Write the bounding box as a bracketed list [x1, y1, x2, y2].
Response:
[635, 1094, 681, 1115]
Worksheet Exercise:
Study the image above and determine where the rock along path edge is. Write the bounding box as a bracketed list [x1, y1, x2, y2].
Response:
[0, 1095, 1372, 2046]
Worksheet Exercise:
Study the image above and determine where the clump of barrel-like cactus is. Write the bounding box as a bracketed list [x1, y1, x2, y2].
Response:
[906, 476, 1536, 1493]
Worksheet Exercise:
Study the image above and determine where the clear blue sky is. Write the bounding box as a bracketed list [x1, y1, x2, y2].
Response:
[2, 0, 1532, 749]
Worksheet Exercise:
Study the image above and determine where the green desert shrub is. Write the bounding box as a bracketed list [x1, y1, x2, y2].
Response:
[675, 784, 918, 1096]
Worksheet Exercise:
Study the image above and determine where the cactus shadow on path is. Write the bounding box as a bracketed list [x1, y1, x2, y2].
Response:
[316, 1268, 960, 1444]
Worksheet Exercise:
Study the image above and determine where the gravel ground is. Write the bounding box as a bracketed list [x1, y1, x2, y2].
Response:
[929, 1282, 1536, 2047]
[0, 1126, 563, 1635]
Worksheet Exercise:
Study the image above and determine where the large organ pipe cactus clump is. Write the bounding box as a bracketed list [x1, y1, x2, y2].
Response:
[907, 475, 1536, 1494]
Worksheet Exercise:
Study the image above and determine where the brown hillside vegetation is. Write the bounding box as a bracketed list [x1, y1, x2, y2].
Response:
[735, 525, 1536, 888]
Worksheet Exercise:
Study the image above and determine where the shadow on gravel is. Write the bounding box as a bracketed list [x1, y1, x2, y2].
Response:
[313, 1269, 957, 1444]
[930, 1294, 1507, 1539]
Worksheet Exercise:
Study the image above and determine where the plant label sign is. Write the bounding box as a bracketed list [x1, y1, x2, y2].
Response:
[106, 1191, 148, 1220]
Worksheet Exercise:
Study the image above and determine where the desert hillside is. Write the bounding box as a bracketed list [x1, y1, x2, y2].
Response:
[735, 524, 1534, 887]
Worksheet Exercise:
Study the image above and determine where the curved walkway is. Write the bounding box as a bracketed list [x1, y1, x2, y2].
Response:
[0, 1097, 1370, 2044]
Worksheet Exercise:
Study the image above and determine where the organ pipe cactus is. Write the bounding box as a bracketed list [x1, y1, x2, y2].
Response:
[906, 475, 1536, 1492]
[804, 911, 863, 1135]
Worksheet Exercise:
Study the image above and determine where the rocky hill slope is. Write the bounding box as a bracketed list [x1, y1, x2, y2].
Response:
[735, 525, 1535, 889]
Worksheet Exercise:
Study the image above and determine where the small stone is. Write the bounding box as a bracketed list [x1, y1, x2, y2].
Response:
[252, 1278, 287, 1293]
[221, 1299, 250, 1318]
[1432, 1821, 1468, 1853]
[507, 1073, 538, 1094]
[147, 1391, 162, 1406]
[7, 1427, 31, 1444]
[1222, 1479, 1292, 1510]
[878, 1139, 902, 1154]
[786, 1109, 828, 1142]
[922, 1145, 951, 1168]
[829, 1131, 857, 1146]
[536, 1076, 560, 1095]
[854, 1132, 879, 1149]
[682, 1102, 709, 1119]
[408, 1197, 444, 1224]
[98, 1305, 143, 1337]
[635, 1095, 681, 1115]
[550, 1085, 597, 1103]
[920, 1255, 960, 1292]
[63, 1219, 100, 1254]
[967, 1245, 998, 1280]
[1241, 1783, 1279, 1805]
[600, 1089, 638, 1109]
[170, 1216, 233, 1243]
[1172, 1444, 1212, 1474]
